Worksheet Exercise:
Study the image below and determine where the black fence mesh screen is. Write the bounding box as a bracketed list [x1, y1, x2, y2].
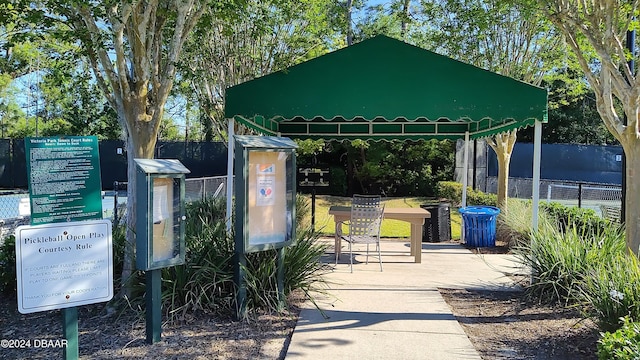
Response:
[0, 140, 227, 190]
[487, 143, 623, 184]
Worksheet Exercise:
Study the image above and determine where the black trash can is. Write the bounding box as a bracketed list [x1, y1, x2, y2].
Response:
[420, 202, 452, 242]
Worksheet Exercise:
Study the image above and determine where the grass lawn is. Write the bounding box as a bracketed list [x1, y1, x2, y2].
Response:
[304, 195, 461, 239]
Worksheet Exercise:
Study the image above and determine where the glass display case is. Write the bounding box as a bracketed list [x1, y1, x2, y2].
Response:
[134, 159, 190, 270]
[234, 136, 297, 253]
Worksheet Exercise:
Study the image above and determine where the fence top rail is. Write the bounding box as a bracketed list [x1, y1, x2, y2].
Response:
[548, 184, 622, 191]
[0, 190, 29, 196]
[487, 176, 622, 187]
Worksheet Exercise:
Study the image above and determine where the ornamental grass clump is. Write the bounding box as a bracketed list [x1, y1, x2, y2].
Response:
[495, 198, 537, 248]
[513, 220, 626, 306]
[578, 251, 640, 333]
[243, 196, 331, 312]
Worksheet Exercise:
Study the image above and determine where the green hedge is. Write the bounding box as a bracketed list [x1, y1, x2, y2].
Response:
[540, 201, 613, 234]
[436, 182, 615, 232]
[436, 181, 497, 207]
[598, 316, 640, 359]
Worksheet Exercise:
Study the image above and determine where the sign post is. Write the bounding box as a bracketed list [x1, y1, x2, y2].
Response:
[297, 166, 330, 228]
[62, 308, 78, 359]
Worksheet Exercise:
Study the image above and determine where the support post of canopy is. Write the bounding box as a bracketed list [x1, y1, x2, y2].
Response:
[532, 120, 542, 230]
[461, 131, 470, 243]
[226, 118, 235, 232]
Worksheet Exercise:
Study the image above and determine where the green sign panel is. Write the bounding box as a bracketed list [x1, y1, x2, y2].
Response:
[26, 136, 103, 225]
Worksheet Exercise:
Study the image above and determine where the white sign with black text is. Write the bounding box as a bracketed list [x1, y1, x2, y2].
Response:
[15, 219, 113, 314]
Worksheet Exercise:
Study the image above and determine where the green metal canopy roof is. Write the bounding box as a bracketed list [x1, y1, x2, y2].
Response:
[225, 35, 548, 141]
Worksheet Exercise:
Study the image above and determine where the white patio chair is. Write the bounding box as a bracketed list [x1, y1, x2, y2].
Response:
[337, 203, 385, 272]
[352, 194, 381, 208]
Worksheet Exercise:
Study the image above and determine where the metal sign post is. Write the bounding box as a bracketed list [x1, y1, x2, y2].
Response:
[62, 308, 78, 359]
[297, 167, 330, 228]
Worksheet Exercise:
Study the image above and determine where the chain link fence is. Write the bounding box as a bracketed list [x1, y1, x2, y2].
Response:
[0, 176, 229, 241]
[1, 176, 229, 221]
[185, 176, 228, 203]
[0, 191, 30, 219]
[486, 176, 622, 221]
[110, 176, 229, 221]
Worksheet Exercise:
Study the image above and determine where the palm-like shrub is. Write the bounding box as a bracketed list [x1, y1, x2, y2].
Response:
[162, 195, 329, 318]
[243, 226, 330, 312]
[163, 196, 236, 319]
[243, 195, 330, 312]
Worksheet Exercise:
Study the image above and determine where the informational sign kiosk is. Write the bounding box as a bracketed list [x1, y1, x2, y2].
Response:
[234, 136, 297, 317]
[134, 159, 190, 270]
[134, 158, 190, 344]
[25, 136, 103, 225]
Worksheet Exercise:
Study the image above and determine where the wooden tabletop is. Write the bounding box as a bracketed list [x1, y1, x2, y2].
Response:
[328, 205, 431, 219]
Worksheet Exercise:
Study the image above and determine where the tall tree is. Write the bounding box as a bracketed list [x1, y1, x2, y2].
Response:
[0, 21, 39, 138]
[353, 1, 418, 43]
[400, 0, 412, 39]
[423, 0, 564, 212]
[180, 0, 338, 141]
[346, 0, 354, 45]
[538, 0, 640, 254]
[519, 70, 617, 145]
[18, 0, 219, 293]
[38, 49, 121, 139]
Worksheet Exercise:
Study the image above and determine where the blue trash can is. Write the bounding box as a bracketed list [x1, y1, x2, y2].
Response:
[458, 206, 501, 247]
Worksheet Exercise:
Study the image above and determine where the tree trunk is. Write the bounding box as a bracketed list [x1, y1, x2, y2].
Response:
[67, 1, 204, 295]
[346, 0, 353, 46]
[401, 0, 411, 39]
[487, 130, 517, 213]
[496, 151, 511, 210]
[120, 112, 158, 298]
[540, 0, 640, 255]
[623, 139, 640, 255]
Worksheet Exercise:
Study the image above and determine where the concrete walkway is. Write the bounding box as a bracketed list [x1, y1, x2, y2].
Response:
[285, 240, 524, 359]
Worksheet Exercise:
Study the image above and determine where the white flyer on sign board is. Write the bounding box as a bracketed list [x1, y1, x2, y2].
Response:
[256, 176, 275, 206]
